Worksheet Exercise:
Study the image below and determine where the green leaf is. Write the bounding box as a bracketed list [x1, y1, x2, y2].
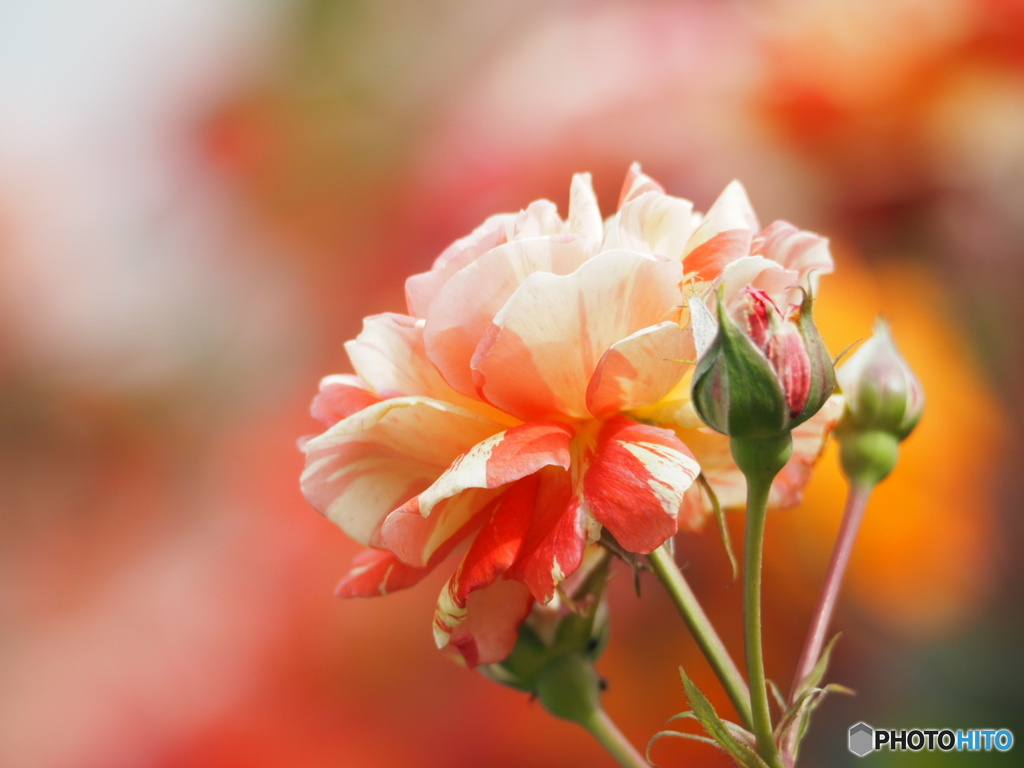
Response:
[679, 668, 768, 768]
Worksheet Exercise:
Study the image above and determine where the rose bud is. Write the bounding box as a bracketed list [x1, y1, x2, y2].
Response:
[690, 287, 836, 440]
[836, 319, 924, 486]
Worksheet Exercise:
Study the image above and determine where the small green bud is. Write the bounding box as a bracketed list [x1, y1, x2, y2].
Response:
[534, 653, 602, 724]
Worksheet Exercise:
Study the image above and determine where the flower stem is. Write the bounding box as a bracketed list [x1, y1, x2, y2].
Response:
[732, 434, 792, 768]
[534, 653, 650, 768]
[788, 481, 873, 700]
[647, 545, 753, 729]
[580, 708, 652, 768]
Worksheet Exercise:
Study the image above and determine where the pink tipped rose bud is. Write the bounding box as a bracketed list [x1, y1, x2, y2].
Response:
[691, 287, 835, 439]
[837, 319, 924, 441]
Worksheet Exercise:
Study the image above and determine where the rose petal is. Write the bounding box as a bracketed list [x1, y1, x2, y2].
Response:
[301, 397, 502, 545]
[586, 321, 693, 417]
[717, 255, 799, 309]
[568, 172, 604, 241]
[753, 221, 833, 293]
[617, 162, 665, 206]
[433, 476, 537, 659]
[606, 166, 696, 260]
[473, 250, 684, 421]
[335, 548, 434, 597]
[766, 320, 812, 419]
[405, 213, 514, 318]
[685, 180, 759, 253]
[346, 313, 464, 401]
[507, 467, 585, 603]
[424, 236, 596, 396]
[380, 421, 575, 565]
[684, 230, 756, 283]
[438, 577, 534, 667]
[310, 374, 380, 427]
[581, 416, 701, 552]
[773, 394, 844, 506]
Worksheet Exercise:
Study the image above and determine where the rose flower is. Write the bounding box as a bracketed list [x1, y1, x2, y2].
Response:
[301, 165, 839, 665]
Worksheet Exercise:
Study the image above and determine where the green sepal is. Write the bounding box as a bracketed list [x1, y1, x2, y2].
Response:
[792, 290, 836, 428]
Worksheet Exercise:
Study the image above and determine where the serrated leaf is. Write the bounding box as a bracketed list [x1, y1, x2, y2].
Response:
[680, 669, 768, 768]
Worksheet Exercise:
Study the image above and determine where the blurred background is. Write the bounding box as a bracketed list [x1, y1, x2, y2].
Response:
[1, 0, 1022, 766]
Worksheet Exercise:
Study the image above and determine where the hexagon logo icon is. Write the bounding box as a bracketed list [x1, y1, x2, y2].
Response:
[848, 722, 874, 757]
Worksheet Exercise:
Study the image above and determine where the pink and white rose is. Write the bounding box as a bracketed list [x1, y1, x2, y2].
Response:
[300, 165, 840, 665]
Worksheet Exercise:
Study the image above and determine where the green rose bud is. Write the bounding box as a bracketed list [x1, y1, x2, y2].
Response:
[837, 318, 924, 440]
[836, 319, 924, 486]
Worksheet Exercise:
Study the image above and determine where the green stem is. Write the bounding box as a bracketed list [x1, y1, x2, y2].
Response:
[648, 546, 753, 729]
[581, 708, 652, 768]
[534, 654, 650, 768]
[732, 434, 792, 768]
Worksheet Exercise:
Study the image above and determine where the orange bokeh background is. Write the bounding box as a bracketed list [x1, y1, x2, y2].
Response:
[2, 1, 1022, 767]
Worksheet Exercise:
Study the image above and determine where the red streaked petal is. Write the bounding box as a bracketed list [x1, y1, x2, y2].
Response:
[335, 548, 433, 597]
[582, 416, 701, 553]
[310, 374, 380, 427]
[683, 230, 753, 282]
[300, 397, 502, 546]
[686, 180, 759, 251]
[344, 313, 507, 420]
[432, 477, 537, 660]
[507, 467, 585, 604]
[586, 321, 693, 417]
[380, 422, 574, 565]
[438, 577, 534, 667]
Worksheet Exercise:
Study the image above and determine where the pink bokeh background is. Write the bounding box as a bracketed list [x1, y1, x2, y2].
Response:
[2, 1, 1022, 766]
